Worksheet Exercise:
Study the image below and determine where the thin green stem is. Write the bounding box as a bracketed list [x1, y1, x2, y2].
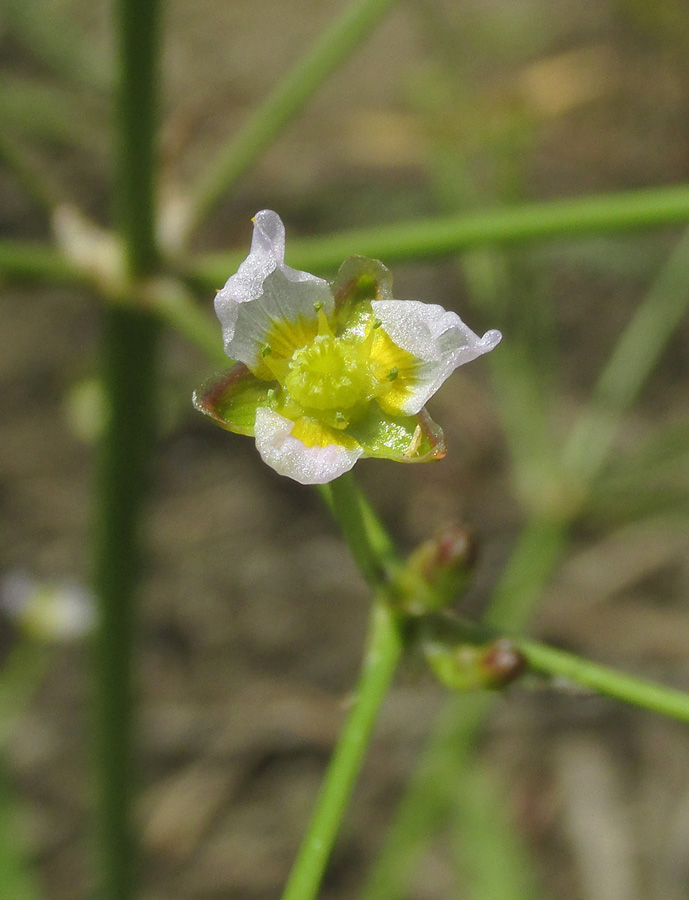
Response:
[484, 516, 568, 632]
[279, 473, 402, 900]
[190, 182, 689, 282]
[281, 601, 403, 900]
[3, 0, 111, 92]
[0, 241, 86, 287]
[185, 0, 401, 238]
[360, 515, 566, 900]
[449, 758, 544, 900]
[517, 637, 689, 723]
[91, 2, 161, 900]
[92, 309, 160, 900]
[328, 472, 399, 585]
[115, 0, 160, 278]
[149, 278, 226, 366]
[418, 612, 689, 724]
[363, 215, 689, 892]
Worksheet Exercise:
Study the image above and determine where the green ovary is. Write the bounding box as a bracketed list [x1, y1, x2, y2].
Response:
[284, 334, 378, 415]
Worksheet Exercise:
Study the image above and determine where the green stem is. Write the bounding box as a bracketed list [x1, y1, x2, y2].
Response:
[280, 474, 402, 900]
[149, 278, 226, 366]
[484, 516, 568, 632]
[419, 613, 689, 724]
[91, 2, 161, 900]
[0, 241, 86, 287]
[328, 472, 398, 585]
[362, 215, 689, 891]
[185, 0, 401, 238]
[190, 182, 689, 281]
[517, 638, 689, 723]
[360, 516, 566, 900]
[363, 213, 689, 900]
[281, 602, 403, 900]
[115, 0, 160, 279]
[92, 309, 160, 900]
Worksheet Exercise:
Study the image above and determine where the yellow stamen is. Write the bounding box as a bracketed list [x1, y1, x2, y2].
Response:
[404, 424, 423, 457]
[314, 302, 333, 338]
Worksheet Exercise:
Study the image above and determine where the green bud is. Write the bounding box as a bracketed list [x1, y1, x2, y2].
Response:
[393, 524, 477, 615]
[424, 629, 525, 691]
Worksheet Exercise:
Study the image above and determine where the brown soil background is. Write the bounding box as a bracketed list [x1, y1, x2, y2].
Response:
[2, 1, 689, 898]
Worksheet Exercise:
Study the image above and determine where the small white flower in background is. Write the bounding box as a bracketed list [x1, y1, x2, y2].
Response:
[194, 210, 501, 485]
[0, 572, 96, 642]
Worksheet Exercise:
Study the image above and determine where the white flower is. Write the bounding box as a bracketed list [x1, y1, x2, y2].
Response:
[195, 211, 501, 484]
[0, 571, 96, 641]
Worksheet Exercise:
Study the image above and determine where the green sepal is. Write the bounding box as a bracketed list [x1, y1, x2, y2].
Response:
[394, 525, 477, 615]
[417, 616, 526, 691]
[331, 256, 394, 335]
[192, 363, 273, 436]
[348, 406, 446, 462]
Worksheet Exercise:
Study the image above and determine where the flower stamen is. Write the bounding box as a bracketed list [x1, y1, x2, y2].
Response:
[404, 424, 423, 457]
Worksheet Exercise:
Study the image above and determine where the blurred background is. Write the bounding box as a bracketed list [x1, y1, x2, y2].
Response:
[1, 0, 689, 898]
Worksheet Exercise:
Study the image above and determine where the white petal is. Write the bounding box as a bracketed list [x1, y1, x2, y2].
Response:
[214, 210, 333, 367]
[254, 408, 363, 485]
[372, 299, 501, 414]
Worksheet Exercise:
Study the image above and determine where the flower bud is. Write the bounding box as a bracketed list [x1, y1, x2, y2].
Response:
[394, 524, 478, 615]
[424, 635, 525, 691]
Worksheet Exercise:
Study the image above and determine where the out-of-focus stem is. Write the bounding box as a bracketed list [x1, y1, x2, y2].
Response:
[0, 241, 86, 287]
[563, 225, 689, 483]
[189, 182, 689, 282]
[0, 132, 67, 217]
[91, 2, 161, 900]
[184, 0, 401, 239]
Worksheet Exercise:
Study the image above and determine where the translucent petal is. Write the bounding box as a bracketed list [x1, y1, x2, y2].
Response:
[254, 408, 363, 484]
[230, 268, 331, 377]
[214, 210, 333, 371]
[372, 300, 501, 414]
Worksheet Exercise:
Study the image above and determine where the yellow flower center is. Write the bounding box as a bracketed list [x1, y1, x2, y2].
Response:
[284, 334, 378, 412]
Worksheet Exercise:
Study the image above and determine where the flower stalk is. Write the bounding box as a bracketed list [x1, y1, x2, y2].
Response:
[281, 601, 403, 900]
[281, 472, 403, 900]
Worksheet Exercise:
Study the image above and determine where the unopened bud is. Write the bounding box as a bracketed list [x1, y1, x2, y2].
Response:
[424, 635, 525, 691]
[395, 524, 478, 615]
